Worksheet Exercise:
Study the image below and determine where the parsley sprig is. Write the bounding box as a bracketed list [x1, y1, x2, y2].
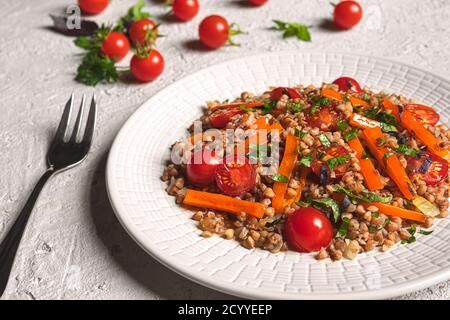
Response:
[273, 20, 311, 42]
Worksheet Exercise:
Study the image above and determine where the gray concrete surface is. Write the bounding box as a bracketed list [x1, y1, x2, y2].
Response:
[0, 0, 449, 299]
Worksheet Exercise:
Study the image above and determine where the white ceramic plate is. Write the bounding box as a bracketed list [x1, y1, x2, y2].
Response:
[106, 52, 450, 299]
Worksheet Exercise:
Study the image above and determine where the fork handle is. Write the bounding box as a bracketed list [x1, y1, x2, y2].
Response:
[0, 168, 54, 297]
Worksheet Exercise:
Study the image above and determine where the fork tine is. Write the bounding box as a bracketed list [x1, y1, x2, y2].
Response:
[82, 94, 97, 147]
[69, 94, 86, 143]
[54, 93, 74, 142]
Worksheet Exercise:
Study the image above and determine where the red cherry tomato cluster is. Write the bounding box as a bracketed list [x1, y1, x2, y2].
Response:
[187, 150, 257, 196]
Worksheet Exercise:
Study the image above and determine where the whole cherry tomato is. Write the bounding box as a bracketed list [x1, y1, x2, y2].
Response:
[101, 31, 130, 61]
[129, 18, 159, 47]
[333, 1, 363, 30]
[285, 208, 333, 253]
[199, 15, 230, 49]
[130, 49, 165, 82]
[186, 149, 222, 186]
[332, 76, 362, 93]
[173, 0, 200, 21]
[78, 0, 109, 15]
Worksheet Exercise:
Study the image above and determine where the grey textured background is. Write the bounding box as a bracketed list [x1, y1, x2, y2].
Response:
[0, 0, 449, 300]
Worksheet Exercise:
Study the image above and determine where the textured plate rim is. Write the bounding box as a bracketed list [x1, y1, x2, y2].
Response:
[106, 51, 450, 300]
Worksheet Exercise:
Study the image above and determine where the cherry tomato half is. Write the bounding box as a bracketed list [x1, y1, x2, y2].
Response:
[210, 108, 244, 128]
[129, 18, 158, 47]
[215, 157, 256, 196]
[130, 49, 164, 82]
[305, 103, 345, 132]
[333, 0, 363, 30]
[404, 104, 440, 126]
[332, 76, 362, 93]
[285, 207, 333, 253]
[186, 149, 222, 187]
[199, 15, 229, 49]
[173, 0, 200, 21]
[78, 0, 109, 15]
[101, 31, 130, 61]
[311, 144, 350, 179]
[249, 0, 269, 6]
[270, 87, 301, 100]
[407, 151, 448, 186]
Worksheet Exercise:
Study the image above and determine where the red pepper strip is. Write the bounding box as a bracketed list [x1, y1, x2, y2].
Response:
[382, 99, 401, 123]
[361, 127, 415, 200]
[347, 137, 384, 190]
[401, 110, 450, 162]
[272, 134, 299, 213]
[361, 202, 426, 223]
[210, 101, 265, 112]
[183, 189, 265, 218]
[349, 113, 381, 129]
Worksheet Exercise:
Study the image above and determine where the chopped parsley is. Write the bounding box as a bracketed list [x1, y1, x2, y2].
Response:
[262, 100, 277, 115]
[295, 128, 307, 138]
[290, 102, 303, 112]
[310, 104, 320, 115]
[333, 185, 393, 203]
[343, 128, 359, 142]
[272, 20, 312, 42]
[272, 173, 288, 183]
[248, 144, 270, 161]
[327, 155, 351, 172]
[361, 152, 369, 160]
[402, 225, 417, 244]
[319, 134, 331, 148]
[298, 154, 313, 167]
[394, 144, 420, 157]
[335, 217, 350, 238]
[372, 212, 380, 218]
[380, 122, 398, 133]
[239, 105, 254, 112]
[337, 120, 349, 131]
[419, 229, 433, 235]
[383, 151, 394, 160]
[376, 137, 385, 146]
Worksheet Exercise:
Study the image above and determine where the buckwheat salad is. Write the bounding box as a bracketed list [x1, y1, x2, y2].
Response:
[161, 76, 450, 261]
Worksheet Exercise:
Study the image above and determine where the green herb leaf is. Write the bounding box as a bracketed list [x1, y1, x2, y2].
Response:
[239, 105, 254, 112]
[369, 225, 379, 233]
[372, 212, 380, 218]
[248, 144, 270, 161]
[290, 102, 303, 112]
[299, 154, 313, 167]
[75, 52, 119, 86]
[273, 20, 311, 42]
[337, 120, 349, 131]
[310, 197, 341, 223]
[333, 185, 393, 204]
[361, 152, 369, 160]
[383, 218, 391, 227]
[344, 128, 359, 142]
[327, 155, 351, 172]
[272, 173, 289, 183]
[419, 229, 433, 235]
[383, 151, 394, 160]
[119, 0, 151, 28]
[319, 134, 331, 148]
[394, 144, 419, 157]
[362, 93, 370, 102]
[376, 137, 385, 146]
[262, 100, 276, 115]
[310, 104, 320, 115]
[380, 122, 398, 133]
[295, 128, 307, 138]
[336, 217, 350, 238]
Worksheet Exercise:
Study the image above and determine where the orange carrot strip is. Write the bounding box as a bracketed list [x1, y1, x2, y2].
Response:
[382, 99, 400, 123]
[347, 137, 384, 190]
[361, 127, 415, 200]
[361, 202, 426, 223]
[321, 88, 343, 101]
[349, 96, 370, 109]
[349, 113, 381, 129]
[183, 189, 265, 218]
[401, 110, 450, 162]
[272, 134, 299, 213]
[284, 167, 308, 206]
[210, 101, 265, 112]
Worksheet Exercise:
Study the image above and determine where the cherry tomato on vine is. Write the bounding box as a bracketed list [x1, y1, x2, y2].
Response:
[249, 0, 269, 6]
[199, 15, 242, 49]
[333, 0, 363, 30]
[129, 18, 159, 47]
[215, 156, 256, 196]
[407, 151, 448, 186]
[101, 31, 130, 61]
[285, 208, 333, 253]
[130, 49, 165, 82]
[404, 104, 440, 126]
[172, 0, 199, 21]
[186, 149, 222, 187]
[78, 0, 109, 15]
[332, 76, 362, 93]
